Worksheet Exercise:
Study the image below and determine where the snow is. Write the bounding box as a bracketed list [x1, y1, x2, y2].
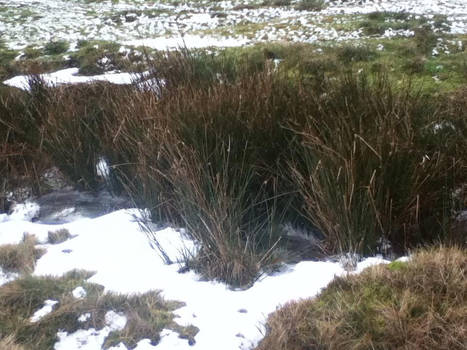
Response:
[73, 286, 87, 299]
[125, 34, 249, 50]
[78, 313, 92, 323]
[55, 311, 127, 350]
[30, 299, 59, 323]
[8, 201, 41, 222]
[0, 197, 390, 350]
[3, 68, 141, 91]
[96, 157, 110, 181]
[1, 0, 466, 52]
[0, 268, 19, 287]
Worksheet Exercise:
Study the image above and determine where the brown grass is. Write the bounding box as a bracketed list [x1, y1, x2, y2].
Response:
[0, 235, 45, 274]
[288, 74, 466, 254]
[47, 229, 72, 244]
[0, 335, 26, 350]
[256, 246, 467, 350]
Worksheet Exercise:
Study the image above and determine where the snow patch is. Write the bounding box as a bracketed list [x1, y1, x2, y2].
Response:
[3, 68, 141, 91]
[54, 311, 126, 350]
[8, 201, 40, 222]
[73, 286, 87, 299]
[78, 313, 91, 323]
[30, 299, 59, 323]
[0, 268, 19, 287]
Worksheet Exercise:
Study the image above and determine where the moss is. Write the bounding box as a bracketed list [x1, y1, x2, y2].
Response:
[387, 260, 409, 271]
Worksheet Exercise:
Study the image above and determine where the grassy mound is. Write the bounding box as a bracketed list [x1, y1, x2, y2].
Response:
[256, 246, 467, 350]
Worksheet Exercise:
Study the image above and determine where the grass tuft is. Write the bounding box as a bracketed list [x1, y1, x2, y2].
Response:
[287, 72, 466, 254]
[43, 40, 69, 56]
[256, 246, 467, 350]
[296, 0, 326, 12]
[0, 235, 44, 274]
[47, 229, 72, 244]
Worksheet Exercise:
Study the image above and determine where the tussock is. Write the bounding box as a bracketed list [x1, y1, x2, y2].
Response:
[47, 229, 72, 244]
[0, 235, 44, 274]
[256, 246, 467, 350]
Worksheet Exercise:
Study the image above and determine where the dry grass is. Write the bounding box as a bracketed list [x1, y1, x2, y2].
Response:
[0, 86, 48, 211]
[47, 228, 72, 244]
[0, 235, 44, 274]
[288, 74, 466, 254]
[256, 246, 467, 350]
[0, 335, 25, 350]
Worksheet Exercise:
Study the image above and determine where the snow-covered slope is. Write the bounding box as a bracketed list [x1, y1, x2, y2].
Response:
[2, 0, 466, 50]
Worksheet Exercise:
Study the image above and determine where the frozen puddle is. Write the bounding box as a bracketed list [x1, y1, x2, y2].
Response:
[0, 204, 388, 350]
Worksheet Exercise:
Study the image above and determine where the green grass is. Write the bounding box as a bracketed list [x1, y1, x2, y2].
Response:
[44, 40, 69, 56]
[0, 42, 19, 80]
[296, 0, 326, 12]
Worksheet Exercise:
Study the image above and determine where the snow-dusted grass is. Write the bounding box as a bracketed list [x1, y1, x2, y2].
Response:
[2, 0, 466, 53]
[256, 246, 467, 350]
[0, 263, 196, 350]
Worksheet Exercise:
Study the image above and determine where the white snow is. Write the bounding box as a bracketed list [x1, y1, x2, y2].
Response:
[8, 200, 40, 222]
[30, 299, 59, 323]
[96, 157, 110, 181]
[78, 313, 92, 323]
[73, 286, 87, 299]
[125, 34, 249, 50]
[3, 68, 142, 91]
[0, 199, 390, 350]
[0, 268, 19, 287]
[55, 311, 126, 349]
[1, 0, 466, 52]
